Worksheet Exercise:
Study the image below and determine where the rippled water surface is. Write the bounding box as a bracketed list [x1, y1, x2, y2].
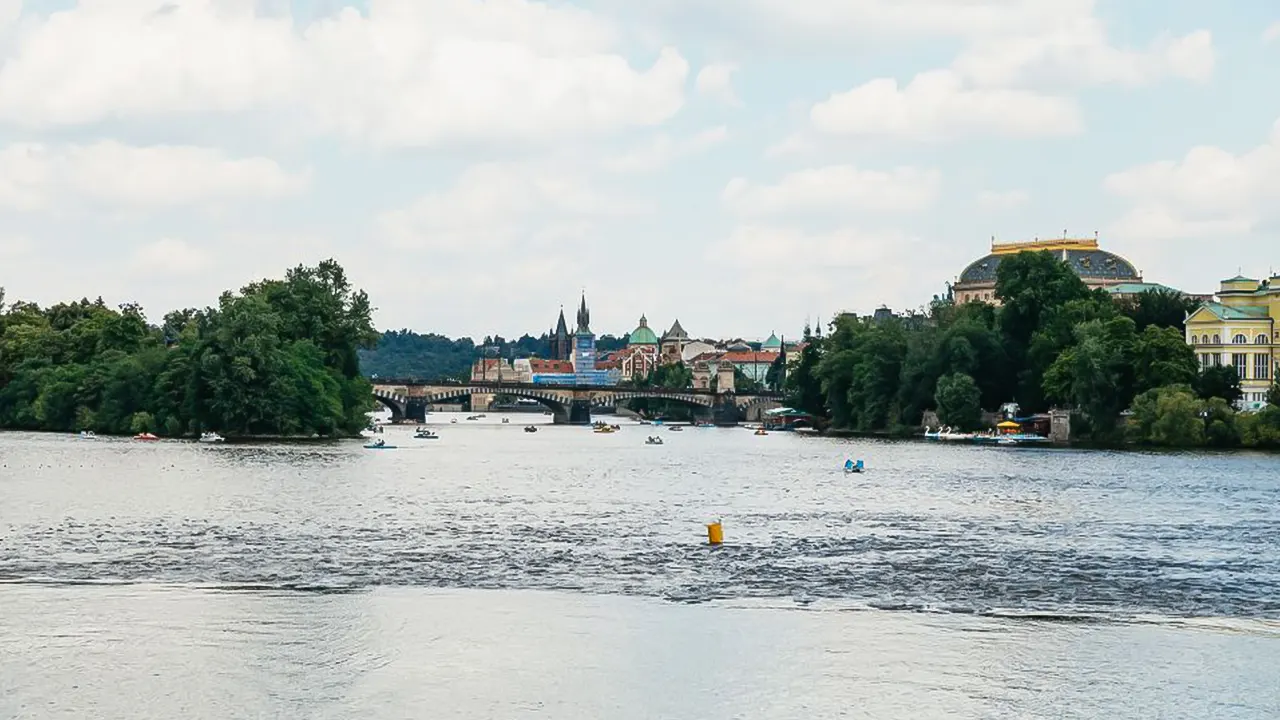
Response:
[3, 414, 1280, 718]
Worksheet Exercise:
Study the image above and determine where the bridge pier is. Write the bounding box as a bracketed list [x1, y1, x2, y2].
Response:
[565, 399, 592, 425]
[713, 397, 744, 427]
[406, 400, 428, 424]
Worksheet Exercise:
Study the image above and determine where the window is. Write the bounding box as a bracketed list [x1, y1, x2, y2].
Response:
[1190, 335, 1197, 345]
[1213, 334, 1221, 344]
[1233, 334, 1248, 344]
[1258, 354, 1272, 381]
[1202, 335, 1210, 344]
[1233, 353, 1248, 379]
[1200, 353, 1211, 370]
[1258, 334, 1271, 345]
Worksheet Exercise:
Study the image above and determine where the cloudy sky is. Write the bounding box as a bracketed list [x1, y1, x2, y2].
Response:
[1, 0, 1277, 341]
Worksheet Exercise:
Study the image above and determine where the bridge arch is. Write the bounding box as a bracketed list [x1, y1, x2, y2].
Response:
[421, 386, 573, 420]
[372, 389, 407, 421]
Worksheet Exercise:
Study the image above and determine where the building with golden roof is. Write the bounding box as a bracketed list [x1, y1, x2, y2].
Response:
[954, 236, 1143, 305]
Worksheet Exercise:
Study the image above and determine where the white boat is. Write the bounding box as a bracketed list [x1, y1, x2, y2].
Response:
[199, 432, 225, 443]
[78, 430, 96, 440]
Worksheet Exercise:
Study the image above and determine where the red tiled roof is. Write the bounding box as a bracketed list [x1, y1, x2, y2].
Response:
[720, 351, 780, 364]
[530, 359, 574, 373]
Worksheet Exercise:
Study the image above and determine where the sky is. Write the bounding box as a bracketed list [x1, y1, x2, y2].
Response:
[1, 0, 1278, 342]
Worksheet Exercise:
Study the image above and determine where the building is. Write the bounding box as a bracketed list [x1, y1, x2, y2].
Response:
[954, 237, 1142, 305]
[548, 307, 571, 362]
[661, 319, 690, 364]
[1103, 282, 1210, 303]
[470, 357, 514, 382]
[610, 315, 661, 381]
[1186, 274, 1280, 408]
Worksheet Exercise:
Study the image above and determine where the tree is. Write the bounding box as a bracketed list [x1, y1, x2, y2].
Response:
[1268, 382, 1280, 408]
[1197, 365, 1242, 405]
[994, 251, 1093, 411]
[784, 341, 825, 418]
[1131, 325, 1198, 394]
[1042, 316, 1137, 439]
[1128, 385, 1203, 446]
[1202, 397, 1240, 447]
[935, 373, 982, 430]
[1117, 288, 1197, 332]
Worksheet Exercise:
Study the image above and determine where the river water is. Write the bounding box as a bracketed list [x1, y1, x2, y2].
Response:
[2, 414, 1279, 718]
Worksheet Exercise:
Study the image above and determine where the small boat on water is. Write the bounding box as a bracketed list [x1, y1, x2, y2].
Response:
[79, 430, 96, 440]
[501, 418, 510, 424]
[844, 459, 865, 474]
[450, 419, 458, 424]
[465, 415, 480, 421]
[669, 426, 683, 432]
[363, 438, 396, 450]
[754, 428, 768, 436]
[645, 436, 664, 445]
[133, 432, 159, 441]
[524, 426, 538, 433]
[413, 428, 438, 439]
[198, 432, 225, 443]
[594, 426, 616, 434]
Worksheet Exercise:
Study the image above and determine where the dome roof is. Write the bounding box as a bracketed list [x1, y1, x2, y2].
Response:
[628, 315, 659, 345]
[958, 248, 1139, 285]
[728, 341, 751, 351]
[762, 332, 781, 349]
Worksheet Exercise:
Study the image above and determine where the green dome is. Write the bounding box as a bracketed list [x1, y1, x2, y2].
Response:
[762, 332, 781, 349]
[629, 315, 659, 345]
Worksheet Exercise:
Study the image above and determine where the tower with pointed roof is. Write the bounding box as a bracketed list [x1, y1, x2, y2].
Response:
[571, 292, 596, 373]
[661, 318, 690, 365]
[549, 306, 571, 361]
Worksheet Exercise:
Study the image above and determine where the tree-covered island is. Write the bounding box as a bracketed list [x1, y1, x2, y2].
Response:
[0, 260, 377, 438]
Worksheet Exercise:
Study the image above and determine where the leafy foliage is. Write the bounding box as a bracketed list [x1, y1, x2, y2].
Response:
[0, 261, 376, 437]
[1196, 365, 1242, 405]
[934, 373, 982, 430]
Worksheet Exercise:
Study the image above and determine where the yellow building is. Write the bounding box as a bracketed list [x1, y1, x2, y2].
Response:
[954, 237, 1143, 305]
[1185, 274, 1280, 408]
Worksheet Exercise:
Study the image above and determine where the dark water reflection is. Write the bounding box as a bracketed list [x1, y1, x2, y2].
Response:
[2, 418, 1280, 717]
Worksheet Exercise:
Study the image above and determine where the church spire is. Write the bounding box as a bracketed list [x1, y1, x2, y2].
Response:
[576, 292, 591, 334]
[555, 306, 568, 336]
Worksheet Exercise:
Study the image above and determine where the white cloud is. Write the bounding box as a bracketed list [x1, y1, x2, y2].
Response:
[810, 71, 1081, 140]
[723, 165, 940, 215]
[0, 141, 308, 211]
[603, 125, 728, 172]
[792, 2, 1211, 141]
[1265, 23, 1280, 43]
[695, 62, 740, 105]
[378, 161, 640, 252]
[0, 0, 689, 146]
[1104, 119, 1280, 240]
[952, 27, 1214, 88]
[729, 0, 1092, 40]
[0, 0, 20, 31]
[131, 238, 213, 275]
[977, 189, 1030, 210]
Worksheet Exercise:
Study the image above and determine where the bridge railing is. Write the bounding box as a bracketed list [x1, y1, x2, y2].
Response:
[371, 378, 784, 398]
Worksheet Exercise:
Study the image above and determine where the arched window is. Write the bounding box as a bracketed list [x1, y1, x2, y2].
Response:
[1257, 334, 1269, 345]
[1213, 334, 1221, 344]
[1233, 334, 1248, 344]
[1202, 335, 1210, 344]
[1190, 335, 1197, 345]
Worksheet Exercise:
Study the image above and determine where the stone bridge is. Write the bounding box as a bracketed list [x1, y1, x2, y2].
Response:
[370, 380, 783, 426]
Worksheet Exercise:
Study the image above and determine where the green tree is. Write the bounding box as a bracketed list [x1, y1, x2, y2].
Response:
[1128, 385, 1203, 446]
[1042, 316, 1137, 440]
[1267, 382, 1280, 407]
[1132, 325, 1198, 394]
[994, 251, 1094, 411]
[1117, 288, 1198, 332]
[1238, 406, 1280, 448]
[1197, 365, 1242, 405]
[935, 372, 982, 430]
[784, 341, 825, 418]
[1202, 397, 1240, 447]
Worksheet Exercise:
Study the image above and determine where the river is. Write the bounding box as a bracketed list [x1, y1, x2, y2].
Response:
[2, 413, 1279, 718]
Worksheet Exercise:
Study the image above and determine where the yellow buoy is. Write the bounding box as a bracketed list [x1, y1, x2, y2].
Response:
[706, 521, 724, 546]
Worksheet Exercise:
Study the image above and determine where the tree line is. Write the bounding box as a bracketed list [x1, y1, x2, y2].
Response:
[358, 330, 629, 380]
[782, 251, 1280, 448]
[0, 261, 378, 437]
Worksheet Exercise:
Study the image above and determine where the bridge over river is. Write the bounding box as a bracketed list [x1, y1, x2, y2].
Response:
[370, 380, 784, 425]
